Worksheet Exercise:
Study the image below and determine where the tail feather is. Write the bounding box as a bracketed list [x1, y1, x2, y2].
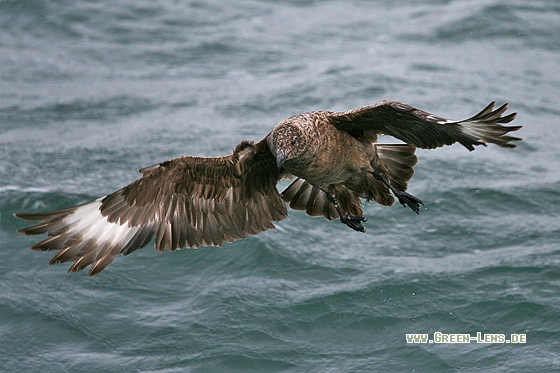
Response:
[281, 178, 339, 220]
[376, 144, 418, 192]
[354, 144, 418, 207]
[282, 144, 419, 216]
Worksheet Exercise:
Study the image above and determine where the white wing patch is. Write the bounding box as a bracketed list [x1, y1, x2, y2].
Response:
[28, 198, 154, 275]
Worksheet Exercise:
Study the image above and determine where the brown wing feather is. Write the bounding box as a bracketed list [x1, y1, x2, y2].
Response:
[329, 100, 521, 151]
[15, 139, 287, 275]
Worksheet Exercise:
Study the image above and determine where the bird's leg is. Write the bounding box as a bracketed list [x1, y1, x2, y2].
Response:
[372, 170, 423, 214]
[325, 189, 367, 232]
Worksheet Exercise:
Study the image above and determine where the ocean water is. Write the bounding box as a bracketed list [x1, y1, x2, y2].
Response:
[1, 0, 560, 372]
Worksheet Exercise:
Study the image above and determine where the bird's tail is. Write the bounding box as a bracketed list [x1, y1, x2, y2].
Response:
[357, 144, 418, 207]
[281, 178, 340, 220]
[376, 144, 418, 193]
[281, 144, 418, 217]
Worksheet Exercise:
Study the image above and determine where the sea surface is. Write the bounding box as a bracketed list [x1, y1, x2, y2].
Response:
[1, 0, 560, 372]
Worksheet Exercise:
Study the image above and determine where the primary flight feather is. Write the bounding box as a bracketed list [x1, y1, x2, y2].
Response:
[16, 100, 521, 275]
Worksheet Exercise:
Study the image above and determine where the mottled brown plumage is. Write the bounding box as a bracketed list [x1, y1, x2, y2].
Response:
[16, 100, 521, 275]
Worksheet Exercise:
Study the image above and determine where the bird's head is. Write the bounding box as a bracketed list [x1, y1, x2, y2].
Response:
[267, 119, 307, 170]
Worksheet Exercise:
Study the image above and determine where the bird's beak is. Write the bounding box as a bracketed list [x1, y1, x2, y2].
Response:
[276, 149, 287, 170]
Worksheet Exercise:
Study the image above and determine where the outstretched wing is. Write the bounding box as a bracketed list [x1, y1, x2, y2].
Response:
[329, 100, 521, 151]
[15, 139, 287, 275]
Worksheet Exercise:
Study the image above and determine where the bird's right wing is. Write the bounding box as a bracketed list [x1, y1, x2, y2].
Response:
[329, 100, 521, 151]
[15, 139, 287, 275]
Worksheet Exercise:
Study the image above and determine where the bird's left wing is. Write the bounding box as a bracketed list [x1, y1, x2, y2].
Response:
[328, 100, 521, 151]
[15, 139, 287, 275]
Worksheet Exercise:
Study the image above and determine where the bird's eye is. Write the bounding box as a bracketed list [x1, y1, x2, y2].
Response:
[291, 139, 297, 145]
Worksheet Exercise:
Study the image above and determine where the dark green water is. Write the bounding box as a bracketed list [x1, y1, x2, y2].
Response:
[1, 1, 560, 372]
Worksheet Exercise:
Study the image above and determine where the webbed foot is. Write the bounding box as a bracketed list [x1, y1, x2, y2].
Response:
[324, 188, 368, 233]
[395, 191, 423, 214]
[372, 170, 423, 214]
[340, 214, 367, 232]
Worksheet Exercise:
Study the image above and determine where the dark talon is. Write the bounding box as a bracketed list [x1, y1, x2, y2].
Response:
[340, 213, 367, 232]
[396, 191, 423, 214]
[372, 170, 423, 214]
[324, 188, 368, 232]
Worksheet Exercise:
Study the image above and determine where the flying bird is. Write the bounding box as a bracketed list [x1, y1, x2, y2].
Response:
[16, 100, 521, 275]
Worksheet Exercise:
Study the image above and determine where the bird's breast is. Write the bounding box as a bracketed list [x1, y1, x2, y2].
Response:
[285, 130, 371, 188]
